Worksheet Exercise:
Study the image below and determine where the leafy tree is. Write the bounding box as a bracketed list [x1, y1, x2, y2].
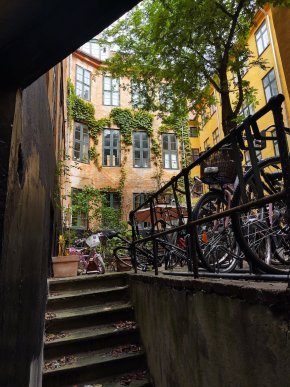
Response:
[98, 0, 289, 135]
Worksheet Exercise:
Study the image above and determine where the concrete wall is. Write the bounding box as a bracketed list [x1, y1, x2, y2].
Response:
[0, 75, 58, 386]
[129, 274, 290, 387]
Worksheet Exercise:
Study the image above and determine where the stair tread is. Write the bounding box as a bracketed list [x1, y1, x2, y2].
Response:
[45, 322, 138, 346]
[43, 345, 144, 375]
[77, 370, 151, 387]
[46, 301, 133, 320]
[48, 285, 128, 299]
[48, 272, 128, 286]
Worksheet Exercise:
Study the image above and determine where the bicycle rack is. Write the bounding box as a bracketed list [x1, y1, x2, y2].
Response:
[129, 94, 290, 280]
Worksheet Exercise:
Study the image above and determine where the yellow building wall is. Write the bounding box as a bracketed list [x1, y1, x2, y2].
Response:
[198, 5, 290, 165]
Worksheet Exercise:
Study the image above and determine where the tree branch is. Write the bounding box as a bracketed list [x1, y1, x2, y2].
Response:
[215, 1, 234, 18]
[208, 76, 221, 94]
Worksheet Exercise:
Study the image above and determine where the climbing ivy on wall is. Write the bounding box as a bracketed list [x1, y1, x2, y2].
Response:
[67, 79, 192, 215]
[160, 114, 192, 167]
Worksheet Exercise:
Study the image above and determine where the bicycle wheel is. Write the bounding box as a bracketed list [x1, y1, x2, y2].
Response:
[94, 254, 106, 274]
[192, 190, 240, 273]
[231, 156, 290, 274]
[113, 246, 133, 271]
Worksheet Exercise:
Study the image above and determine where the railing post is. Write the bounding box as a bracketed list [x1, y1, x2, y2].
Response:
[184, 173, 198, 278]
[272, 101, 290, 225]
[149, 200, 158, 275]
[129, 211, 137, 273]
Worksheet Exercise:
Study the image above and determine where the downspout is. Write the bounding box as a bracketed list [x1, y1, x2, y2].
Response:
[260, 7, 289, 127]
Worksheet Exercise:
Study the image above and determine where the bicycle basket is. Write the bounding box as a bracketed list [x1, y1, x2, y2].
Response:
[200, 149, 236, 184]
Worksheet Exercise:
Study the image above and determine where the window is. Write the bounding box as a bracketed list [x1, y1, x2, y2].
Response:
[133, 132, 150, 168]
[255, 21, 269, 56]
[201, 110, 207, 127]
[104, 192, 121, 209]
[263, 69, 278, 102]
[209, 94, 217, 116]
[133, 193, 150, 210]
[210, 103, 217, 116]
[79, 39, 109, 60]
[271, 130, 279, 156]
[71, 188, 87, 229]
[103, 76, 120, 106]
[162, 134, 178, 169]
[244, 148, 262, 165]
[204, 138, 210, 151]
[103, 129, 120, 166]
[133, 193, 150, 229]
[131, 81, 147, 109]
[76, 65, 91, 100]
[159, 84, 173, 111]
[240, 103, 255, 119]
[189, 127, 199, 137]
[192, 148, 199, 162]
[73, 123, 89, 163]
[212, 128, 219, 145]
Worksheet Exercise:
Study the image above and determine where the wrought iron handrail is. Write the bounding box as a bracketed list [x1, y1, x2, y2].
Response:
[129, 94, 290, 278]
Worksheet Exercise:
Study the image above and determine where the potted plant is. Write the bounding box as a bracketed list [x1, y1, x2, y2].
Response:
[52, 234, 79, 278]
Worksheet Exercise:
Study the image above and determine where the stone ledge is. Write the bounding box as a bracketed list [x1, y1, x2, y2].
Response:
[128, 272, 290, 315]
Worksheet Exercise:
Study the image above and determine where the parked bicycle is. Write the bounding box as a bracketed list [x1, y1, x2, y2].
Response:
[68, 233, 106, 274]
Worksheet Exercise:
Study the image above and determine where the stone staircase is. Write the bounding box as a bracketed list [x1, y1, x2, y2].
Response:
[43, 273, 152, 387]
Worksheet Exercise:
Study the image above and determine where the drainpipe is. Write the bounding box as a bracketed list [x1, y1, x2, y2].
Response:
[260, 7, 289, 127]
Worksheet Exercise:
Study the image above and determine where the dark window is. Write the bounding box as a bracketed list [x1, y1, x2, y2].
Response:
[133, 193, 150, 229]
[192, 148, 199, 162]
[212, 129, 219, 145]
[189, 127, 199, 137]
[103, 76, 119, 106]
[255, 20, 269, 56]
[162, 134, 178, 169]
[133, 132, 150, 168]
[204, 138, 210, 151]
[104, 192, 121, 209]
[240, 103, 255, 119]
[73, 123, 89, 163]
[103, 129, 120, 166]
[263, 69, 278, 102]
[76, 65, 91, 100]
[71, 188, 87, 229]
[133, 193, 150, 210]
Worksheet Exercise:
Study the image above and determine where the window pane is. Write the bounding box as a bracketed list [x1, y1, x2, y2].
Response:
[134, 136, 140, 148]
[104, 77, 111, 90]
[74, 142, 80, 151]
[104, 91, 111, 105]
[104, 149, 110, 165]
[84, 70, 90, 85]
[171, 154, 178, 169]
[164, 153, 170, 168]
[112, 92, 119, 106]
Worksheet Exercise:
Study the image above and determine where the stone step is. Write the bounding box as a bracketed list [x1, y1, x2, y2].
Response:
[43, 345, 146, 387]
[48, 273, 128, 294]
[47, 285, 129, 311]
[44, 322, 140, 360]
[76, 369, 152, 387]
[45, 302, 134, 332]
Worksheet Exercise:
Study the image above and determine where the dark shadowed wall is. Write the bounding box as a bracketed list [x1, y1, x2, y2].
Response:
[0, 76, 56, 386]
[129, 274, 290, 387]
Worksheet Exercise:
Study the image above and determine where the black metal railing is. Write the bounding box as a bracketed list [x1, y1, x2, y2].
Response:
[129, 94, 290, 278]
